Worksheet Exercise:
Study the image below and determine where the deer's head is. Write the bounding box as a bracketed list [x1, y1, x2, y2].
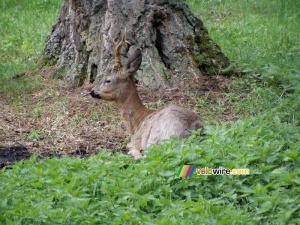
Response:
[90, 34, 142, 102]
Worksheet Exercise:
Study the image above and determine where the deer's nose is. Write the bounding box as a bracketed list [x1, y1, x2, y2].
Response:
[90, 90, 101, 99]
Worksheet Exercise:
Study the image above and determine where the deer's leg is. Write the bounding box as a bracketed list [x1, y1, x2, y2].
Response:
[128, 150, 143, 160]
[127, 140, 144, 160]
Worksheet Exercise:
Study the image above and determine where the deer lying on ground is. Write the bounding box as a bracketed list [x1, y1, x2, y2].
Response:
[90, 34, 204, 160]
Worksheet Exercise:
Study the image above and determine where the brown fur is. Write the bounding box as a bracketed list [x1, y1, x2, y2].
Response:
[90, 37, 203, 159]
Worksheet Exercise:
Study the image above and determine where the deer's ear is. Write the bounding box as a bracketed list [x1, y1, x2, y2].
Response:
[124, 48, 142, 75]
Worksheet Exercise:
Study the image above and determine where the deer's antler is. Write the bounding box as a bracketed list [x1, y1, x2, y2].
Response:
[113, 29, 131, 71]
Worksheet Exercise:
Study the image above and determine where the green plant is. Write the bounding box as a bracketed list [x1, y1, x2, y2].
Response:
[25, 130, 47, 141]
[0, 0, 300, 224]
[0, 0, 61, 100]
[1, 112, 299, 223]
[31, 103, 42, 118]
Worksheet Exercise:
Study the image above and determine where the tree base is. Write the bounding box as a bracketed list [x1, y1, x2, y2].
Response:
[43, 0, 230, 88]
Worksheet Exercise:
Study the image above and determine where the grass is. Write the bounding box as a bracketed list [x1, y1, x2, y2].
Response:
[188, 0, 300, 123]
[189, 0, 300, 67]
[1, 120, 299, 224]
[0, 0, 61, 99]
[1, 0, 300, 224]
[0, 0, 61, 77]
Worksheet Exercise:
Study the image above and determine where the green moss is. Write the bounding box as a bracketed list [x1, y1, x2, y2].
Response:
[37, 53, 58, 70]
[73, 74, 85, 87]
[72, 63, 88, 87]
[51, 66, 65, 79]
[186, 35, 194, 44]
[185, 21, 231, 75]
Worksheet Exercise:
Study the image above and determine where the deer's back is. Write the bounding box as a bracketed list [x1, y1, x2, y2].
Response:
[128, 105, 203, 151]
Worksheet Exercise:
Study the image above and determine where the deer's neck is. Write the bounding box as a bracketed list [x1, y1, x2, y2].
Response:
[117, 90, 155, 135]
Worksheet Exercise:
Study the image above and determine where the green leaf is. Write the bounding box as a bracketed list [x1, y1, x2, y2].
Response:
[256, 201, 273, 214]
[158, 170, 175, 177]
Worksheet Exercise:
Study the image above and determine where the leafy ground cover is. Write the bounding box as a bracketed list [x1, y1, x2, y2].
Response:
[1, 0, 300, 224]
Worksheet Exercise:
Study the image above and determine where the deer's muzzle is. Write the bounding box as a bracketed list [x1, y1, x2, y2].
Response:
[90, 90, 101, 99]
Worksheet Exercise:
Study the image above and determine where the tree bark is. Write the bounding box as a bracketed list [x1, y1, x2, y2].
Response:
[43, 0, 230, 88]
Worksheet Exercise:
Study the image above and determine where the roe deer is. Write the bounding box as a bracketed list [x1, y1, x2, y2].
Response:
[90, 34, 204, 159]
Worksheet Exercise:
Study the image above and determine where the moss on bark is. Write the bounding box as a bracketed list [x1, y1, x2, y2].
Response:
[43, 0, 231, 88]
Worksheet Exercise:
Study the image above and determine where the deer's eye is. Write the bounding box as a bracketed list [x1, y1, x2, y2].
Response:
[105, 79, 111, 84]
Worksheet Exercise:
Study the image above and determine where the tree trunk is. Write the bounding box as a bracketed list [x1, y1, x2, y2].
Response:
[43, 0, 230, 88]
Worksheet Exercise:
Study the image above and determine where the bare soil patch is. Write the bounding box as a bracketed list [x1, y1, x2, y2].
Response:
[0, 146, 31, 169]
[0, 68, 238, 167]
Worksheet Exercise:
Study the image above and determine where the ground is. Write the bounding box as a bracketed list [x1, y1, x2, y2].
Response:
[0, 67, 238, 168]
